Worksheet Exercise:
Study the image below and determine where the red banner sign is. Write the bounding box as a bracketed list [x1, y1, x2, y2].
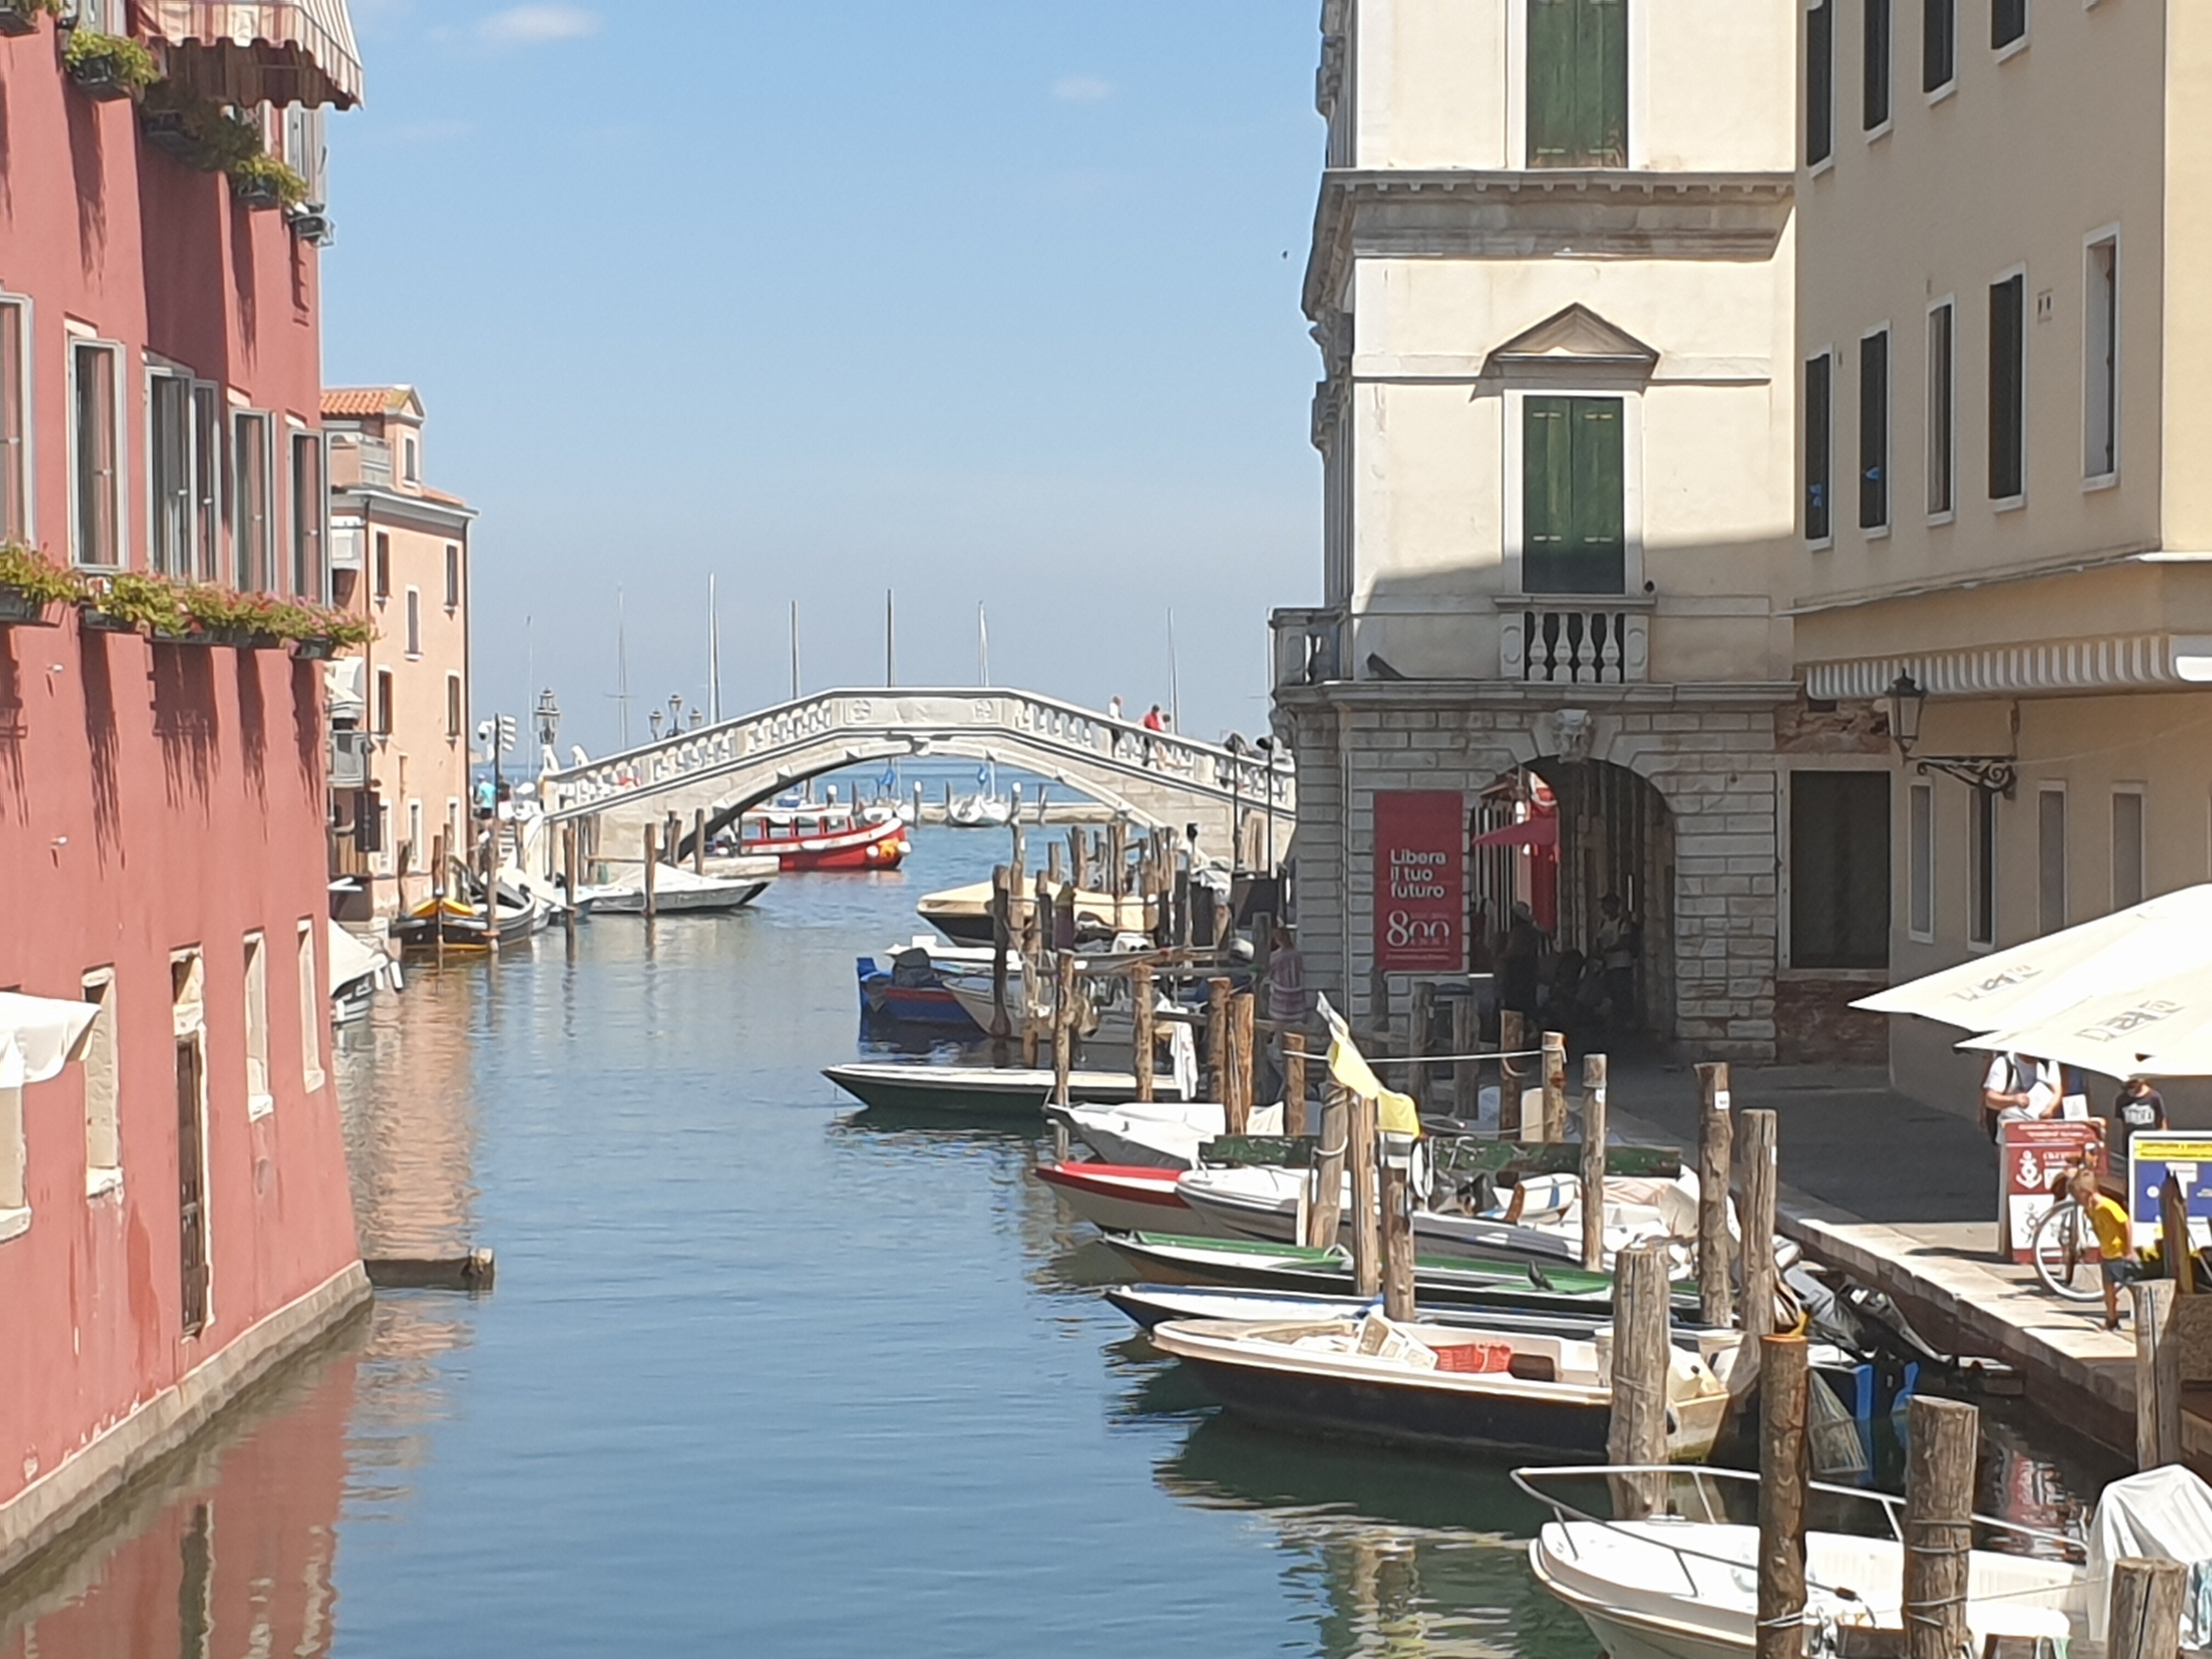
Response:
[1374, 791, 1464, 973]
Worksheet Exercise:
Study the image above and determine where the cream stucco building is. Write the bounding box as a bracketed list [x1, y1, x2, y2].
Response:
[1276, 0, 1838, 1057]
[1790, 0, 2212, 1097]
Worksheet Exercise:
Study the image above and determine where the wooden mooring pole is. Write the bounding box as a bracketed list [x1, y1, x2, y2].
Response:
[1132, 961, 1156, 1104]
[1903, 1396, 1978, 1659]
[1607, 1243, 1671, 1519]
[1740, 1109, 1780, 1341]
[561, 825, 579, 939]
[2134, 1279, 2182, 1470]
[1580, 1053, 1609, 1272]
[642, 825, 658, 919]
[1541, 1030, 1568, 1142]
[1452, 994, 1477, 1121]
[989, 866, 1012, 1065]
[1051, 950, 1076, 1109]
[1381, 1137, 1416, 1322]
[2110, 1559, 2189, 1659]
[1226, 990, 1255, 1137]
[1348, 1089, 1380, 1298]
[1698, 1063, 1735, 1329]
[1499, 1010, 1528, 1138]
[1206, 976, 1231, 1104]
[1282, 1032, 1308, 1137]
[692, 808, 706, 876]
[1756, 1333, 1810, 1659]
[1308, 1085, 1347, 1249]
[1407, 981, 1434, 1113]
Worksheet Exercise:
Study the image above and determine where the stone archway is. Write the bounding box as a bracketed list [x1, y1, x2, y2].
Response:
[1467, 758, 1676, 1045]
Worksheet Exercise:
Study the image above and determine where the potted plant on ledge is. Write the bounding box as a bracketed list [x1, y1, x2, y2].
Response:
[279, 602, 371, 660]
[0, 543, 82, 625]
[82, 572, 187, 636]
[0, 0, 63, 40]
[227, 153, 309, 213]
[182, 584, 286, 648]
[62, 29, 159, 102]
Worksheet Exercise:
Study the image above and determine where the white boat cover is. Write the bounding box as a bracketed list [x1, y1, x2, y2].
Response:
[1854, 885, 2212, 1036]
[326, 921, 390, 994]
[2089, 1465, 2212, 1647]
[0, 993, 101, 1088]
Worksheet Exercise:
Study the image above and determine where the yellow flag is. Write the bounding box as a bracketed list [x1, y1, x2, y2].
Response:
[1318, 997, 1422, 1138]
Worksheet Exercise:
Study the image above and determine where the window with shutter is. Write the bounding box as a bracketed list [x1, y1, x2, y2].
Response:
[1927, 303, 1955, 515]
[1993, 0, 2025, 49]
[1522, 396, 1626, 595]
[1865, 0, 1892, 129]
[1805, 353, 1833, 541]
[1988, 274, 2025, 501]
[1923, 0, 1955, 91]
[1859, 330, 1889, 530]
[1807, 1, 1834, 165]
[1527, 0, 1627, 168]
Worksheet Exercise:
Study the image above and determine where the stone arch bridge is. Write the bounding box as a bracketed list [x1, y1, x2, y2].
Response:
[541, 689, 1295, 864]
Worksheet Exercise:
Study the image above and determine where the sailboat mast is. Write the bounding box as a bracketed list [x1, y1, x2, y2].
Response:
[617, 587, 632, 749]
[884, 588, 896, 688]
[978, 602, 989, 687]
[1167, 606, 1181, 733]
[789, 601, 801, 702]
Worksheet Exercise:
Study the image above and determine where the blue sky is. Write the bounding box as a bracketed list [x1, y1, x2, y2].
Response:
[324, 2, 1326, 757]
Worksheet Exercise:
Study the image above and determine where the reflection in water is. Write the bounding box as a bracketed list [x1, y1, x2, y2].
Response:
[335, 963, 483, 1260]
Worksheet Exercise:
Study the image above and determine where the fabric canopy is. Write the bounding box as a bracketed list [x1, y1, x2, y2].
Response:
[0, 993, 101, 1088]
[1853, 884, 2212, 1036]
[1469, 816, 1559, 851]
[1956, 963, 2212, 1079]
[141, 1, 365, 109]
[326, 920, 390, 994]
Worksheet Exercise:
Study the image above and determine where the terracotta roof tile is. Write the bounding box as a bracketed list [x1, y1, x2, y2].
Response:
[321, 386, 420, 419]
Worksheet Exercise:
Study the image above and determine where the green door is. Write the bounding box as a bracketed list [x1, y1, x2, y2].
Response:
[1528, 0, 1628, 167]
[1523, 396, 1626, 595]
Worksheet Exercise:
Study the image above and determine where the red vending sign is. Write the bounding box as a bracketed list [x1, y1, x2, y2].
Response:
[1374, 791, 1465, 972]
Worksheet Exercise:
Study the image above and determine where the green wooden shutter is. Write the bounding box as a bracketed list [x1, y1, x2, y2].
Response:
[1584, 0, 1628, 166]
[1528, 0, 1577, 166]
[1524, 397, 1572, 588]
[1525, 397, 1626, 595]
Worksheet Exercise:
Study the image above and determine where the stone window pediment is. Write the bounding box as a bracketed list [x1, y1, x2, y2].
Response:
[1484, 304, 1659, 380]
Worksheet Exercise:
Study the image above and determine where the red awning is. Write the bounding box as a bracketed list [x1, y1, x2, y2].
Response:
[1470, 817, 1559, 851]
[142, 1, 365, 109]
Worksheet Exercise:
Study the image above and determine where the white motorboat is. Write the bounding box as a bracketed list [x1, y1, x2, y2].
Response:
[1517, 1464, 2098, 1659]
[945, 793, 1015, 829]
[1046, 1098, 1277, 1169]
[590, 860, 776, 915]
[328, 921, 400, 1025]
[1153, 1314, 1731, 1460]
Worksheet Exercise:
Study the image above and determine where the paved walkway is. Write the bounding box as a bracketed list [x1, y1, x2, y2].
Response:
[1605, 1062, 2149, 1459]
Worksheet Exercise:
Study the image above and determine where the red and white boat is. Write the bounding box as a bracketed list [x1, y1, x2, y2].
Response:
[738, 803, 910, 872]
[1032, 1161, 1197, 1234]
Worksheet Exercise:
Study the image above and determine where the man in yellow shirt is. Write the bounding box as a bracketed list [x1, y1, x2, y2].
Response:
[2070, 1167, 2138, 1331]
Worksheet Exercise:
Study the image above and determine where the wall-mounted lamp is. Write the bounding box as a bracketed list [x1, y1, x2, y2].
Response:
[1883, 673, 2016, 797]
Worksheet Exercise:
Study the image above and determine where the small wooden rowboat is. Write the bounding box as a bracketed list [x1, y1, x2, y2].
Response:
[1150, 1314, 1730, 1460]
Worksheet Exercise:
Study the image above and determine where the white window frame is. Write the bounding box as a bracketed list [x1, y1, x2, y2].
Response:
[66, 331, 126, 570]
[1806, 0, 1837, 178]
[2083, 226, 2121, 490]
[288, 420, 326, 601]
[444, 542, 461, 611]
[1994, 0, 2030, 63]
[144, 358, 201, 580]
[1908, 781, 1936, 942]
[0, 292, 35, 546]
[402, 432, 420, 485]
[375, 667, 395, 736]
[1863, 0, 1894, 142]
[446, 671, 463, 740]
[81, 967, 122, 1199]
[1805, 346, 1836, 549]
[1925, 0, 1959, 102]
[1988, 262, 2029, 514]
[1859, 321, 1892, 539]
[297, 919, 324, 1094]
[2113, 785, 2147, 911]
[243, 932, 273, 1119]
[1500, 385, 1646, 597]
[405, 585, 423, 659]
[1968, 785, 1999, 951]
[232, 408, 274, 591]
[1926, 296, 1957, 523]
[190, 382, 224, 583]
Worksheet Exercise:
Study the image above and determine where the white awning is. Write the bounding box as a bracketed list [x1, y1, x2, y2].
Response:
[1853, 885, 2212, 1035]
[1956, 964, 2212, 1080]
[142, 1, 364, 109]
[0, 993, 101, 1087]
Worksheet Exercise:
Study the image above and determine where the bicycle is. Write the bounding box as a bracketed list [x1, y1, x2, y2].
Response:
[2028, 1197, 2102, 1301]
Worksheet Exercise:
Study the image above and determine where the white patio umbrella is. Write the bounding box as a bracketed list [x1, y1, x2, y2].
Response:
[1852, 884, 2212, 1036]
[0, 991, 101, 1087]
[1956, 963, 2212, 1080]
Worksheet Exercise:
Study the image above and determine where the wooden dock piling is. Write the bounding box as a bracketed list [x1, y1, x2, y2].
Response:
[1756, 1332, 1810, 1659]
[1698, 1063, 1735, 1329]
[1581, 1053, 1609, 1272]
[2110, 1559, 2189, 1659]
[1407, 981, 1434, 1113]
[1541, 1030, 1568, 1142]
[1348, 1089, 1380, 1298]
[1607, 1243, 1671, 1519]
[1226, 990, 1255, 1137]
[1206, 976, 1231, 1104]
[989, 866, 1012, 1064]
[1903, 1396, 1978, 1659]
[2134, 1280, 2182, 1469]
[1499, 1011, 1528, 1137]
[1132, 961, 1156, 1103]
[1283, 1032, 1308, 1136]
[692, 808, 706, 876]
[1452, 994, 1477, 1121]
[1051, 951, 1076, 1109]
[642, 825, 658, 919]
[1740, 1109, 1780, 1341]
[561, 825, 579, 939]
[1381, 1142, 1416, 1322]
[1310, 1085, 1347, 1249]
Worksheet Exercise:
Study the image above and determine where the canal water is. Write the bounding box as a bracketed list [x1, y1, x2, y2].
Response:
[0, 828, 2125, 1658]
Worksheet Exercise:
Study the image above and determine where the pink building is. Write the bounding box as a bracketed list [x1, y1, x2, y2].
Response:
[0, 3, 368, 1578]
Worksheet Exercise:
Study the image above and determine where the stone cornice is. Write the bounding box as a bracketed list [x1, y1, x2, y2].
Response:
[1274, 678, 1802, 713]
[1304, 168, 1796, 320]
[333, 484, 479, 535]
